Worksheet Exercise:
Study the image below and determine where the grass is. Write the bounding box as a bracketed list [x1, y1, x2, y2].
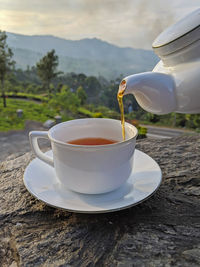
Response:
[0, 98, 57, 131]
[0, 98, 148, 139]
[0, 99, 108, 132]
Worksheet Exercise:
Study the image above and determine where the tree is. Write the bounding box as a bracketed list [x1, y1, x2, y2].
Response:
[0, 31, 15, 107]
[26, 83, 37, 94]
[36, 49, 60, 97]
[85, 76, 101, 96]
[100, 81, 119, 111]
[76, 86, 87, 105]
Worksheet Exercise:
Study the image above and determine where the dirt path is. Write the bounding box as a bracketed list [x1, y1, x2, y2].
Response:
[0, 121, 50, 162]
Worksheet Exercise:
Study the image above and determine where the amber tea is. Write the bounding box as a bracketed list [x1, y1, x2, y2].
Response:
[117, 80, 126, 140]
[67, 137, 117, 146]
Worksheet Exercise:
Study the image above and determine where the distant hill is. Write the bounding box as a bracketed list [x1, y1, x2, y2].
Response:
[7, 32, 159, 80]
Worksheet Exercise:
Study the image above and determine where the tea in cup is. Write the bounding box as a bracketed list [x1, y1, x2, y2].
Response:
[29, 118, 138, 194]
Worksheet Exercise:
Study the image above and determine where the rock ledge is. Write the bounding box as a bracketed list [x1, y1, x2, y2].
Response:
[0, 135, 200, 266]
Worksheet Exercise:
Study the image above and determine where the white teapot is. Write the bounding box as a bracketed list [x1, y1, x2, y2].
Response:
[120, 9, 200, 114]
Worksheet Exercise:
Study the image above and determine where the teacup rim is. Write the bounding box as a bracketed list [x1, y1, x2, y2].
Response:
[48, 118, 138, 149]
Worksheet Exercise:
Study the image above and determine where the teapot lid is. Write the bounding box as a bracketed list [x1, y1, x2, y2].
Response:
[152, 8, 200, 57]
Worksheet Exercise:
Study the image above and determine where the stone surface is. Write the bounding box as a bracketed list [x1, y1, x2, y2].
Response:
[43, 119, 55, 129]
[0, 135, 200, 266]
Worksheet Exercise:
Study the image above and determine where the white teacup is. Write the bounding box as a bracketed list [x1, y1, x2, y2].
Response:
[29, 118, 138, 194]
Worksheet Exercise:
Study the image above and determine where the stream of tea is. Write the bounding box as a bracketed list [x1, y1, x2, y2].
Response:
[117, 80, 126, 141]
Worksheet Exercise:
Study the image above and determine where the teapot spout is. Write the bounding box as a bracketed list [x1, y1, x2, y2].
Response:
[119, 72, 176, 114]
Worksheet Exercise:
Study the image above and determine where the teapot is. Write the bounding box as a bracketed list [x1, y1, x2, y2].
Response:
[120, 8, 200, 114]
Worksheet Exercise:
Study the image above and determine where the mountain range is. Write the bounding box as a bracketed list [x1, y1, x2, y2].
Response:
[7, 32, 159, 80]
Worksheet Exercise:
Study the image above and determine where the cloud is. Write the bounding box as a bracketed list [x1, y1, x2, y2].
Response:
[71, 0, 175, 48]
[0, 0, 199, 49]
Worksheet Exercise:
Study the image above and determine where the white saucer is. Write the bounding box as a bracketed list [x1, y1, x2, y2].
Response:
[23, 150, 162, 213]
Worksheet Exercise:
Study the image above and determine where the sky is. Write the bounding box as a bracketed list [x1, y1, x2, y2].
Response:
[0, 0, 199, 49]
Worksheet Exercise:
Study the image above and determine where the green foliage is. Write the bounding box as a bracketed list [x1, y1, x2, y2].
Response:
[25, 83, 37, 94]
[1, 66, 200, 132]
[0, 30, 15, 107]
[0, 31, 15, 80]
[185, 114, 200, 129]
[36, 49, 60, 96]
[143, 113, 160, 123]
[48, 85, 80, 114]
[104, 110, 120, 119]
[84, 76, 101, 97]
[0, 98, 56, 131]
[79, 105, 120, 119]
[13, 67, 40, 85]
[93, 112, 103, 118]
[93, 106, 120, 119]
[77, 107, 94, 117]
[76, 86, 87, 105]
[6, 91, 48, 101]
[137, 126, 147, 139]
[101, 82, 119, 111]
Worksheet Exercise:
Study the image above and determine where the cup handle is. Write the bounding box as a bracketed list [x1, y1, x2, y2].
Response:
[29, 131, 54, 167]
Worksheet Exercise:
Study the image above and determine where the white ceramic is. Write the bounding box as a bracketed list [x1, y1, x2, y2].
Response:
[120, 9, 200, 114]
[29, 118, 138, 194]
[23, 149, 162, 213]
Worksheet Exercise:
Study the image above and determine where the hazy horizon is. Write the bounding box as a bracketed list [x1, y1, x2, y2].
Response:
[6, 31, 155, 51]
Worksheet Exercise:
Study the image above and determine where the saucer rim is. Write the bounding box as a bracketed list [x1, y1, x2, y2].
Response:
[23, 149, 162, 214]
